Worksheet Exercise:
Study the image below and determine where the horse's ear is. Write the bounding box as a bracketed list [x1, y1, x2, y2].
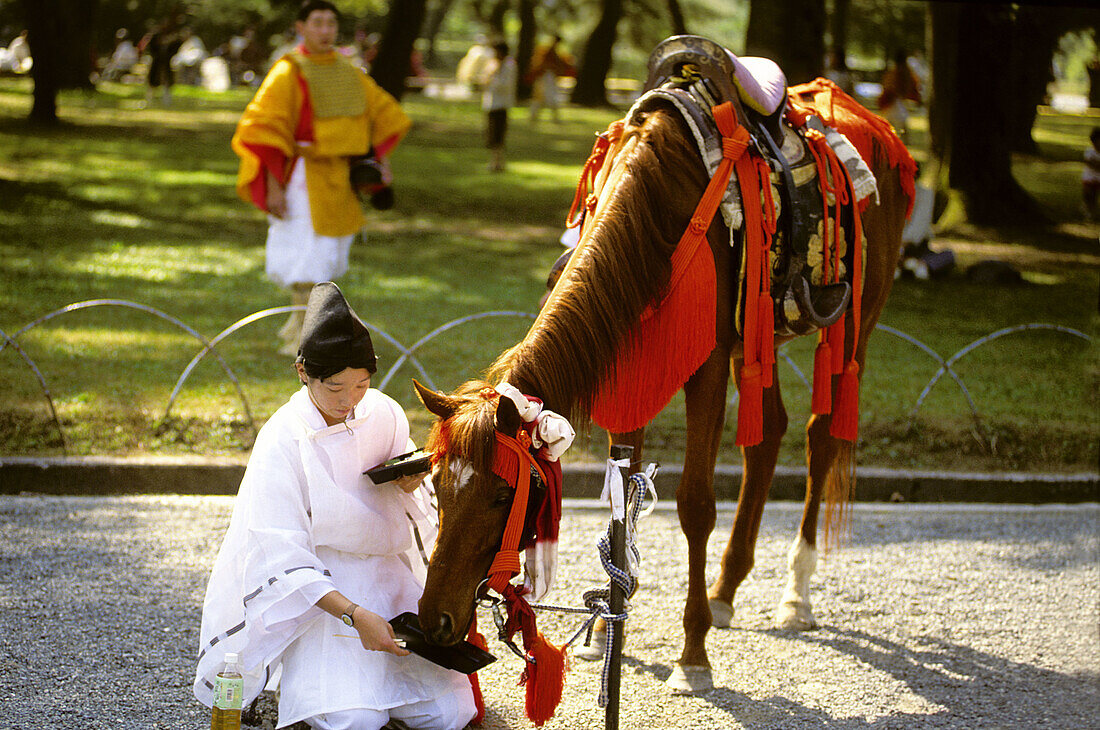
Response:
[413, 379, 457, 419]
[495, 394, 523, 436]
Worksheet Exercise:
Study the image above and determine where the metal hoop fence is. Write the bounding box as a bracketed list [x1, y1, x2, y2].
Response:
[0, 301, 1091, 455]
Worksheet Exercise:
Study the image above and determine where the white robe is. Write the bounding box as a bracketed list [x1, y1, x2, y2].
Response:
[194, 387, 469, 727]
[265, 158, 355, 289]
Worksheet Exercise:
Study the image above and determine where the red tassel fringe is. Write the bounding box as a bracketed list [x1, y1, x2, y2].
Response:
[735, 362, 763, 446]
[523, 632, 566, 727]
[829, 360, 861, 441]
[758, 292, 774, 389]
[811, 337, 833, 415]
[591, 240, 716, 433]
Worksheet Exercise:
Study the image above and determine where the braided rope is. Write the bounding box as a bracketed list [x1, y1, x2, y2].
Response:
[529, 467, 658, 707]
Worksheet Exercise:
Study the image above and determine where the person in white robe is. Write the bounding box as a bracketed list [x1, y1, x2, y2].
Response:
[195, 282, 476, 730]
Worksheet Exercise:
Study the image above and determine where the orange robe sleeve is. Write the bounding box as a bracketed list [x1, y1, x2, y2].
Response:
[231, 58, 304, 213]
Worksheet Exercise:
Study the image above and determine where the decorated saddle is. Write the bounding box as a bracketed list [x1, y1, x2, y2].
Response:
[565, 35, 916, 446]
[639, 35, 878, 339]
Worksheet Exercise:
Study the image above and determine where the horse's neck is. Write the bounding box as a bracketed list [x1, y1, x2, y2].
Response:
[489, 311, 593, 421]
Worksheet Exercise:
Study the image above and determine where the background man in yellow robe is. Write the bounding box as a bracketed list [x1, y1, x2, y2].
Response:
[232, 0, 411, 355]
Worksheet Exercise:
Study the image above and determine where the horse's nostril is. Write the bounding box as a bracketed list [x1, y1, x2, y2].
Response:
[429, 612, 454, 644]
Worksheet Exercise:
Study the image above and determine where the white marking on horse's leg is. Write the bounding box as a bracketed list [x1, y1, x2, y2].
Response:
[708, 597, 733, 628]
[572, 627, 606, 662]
[666, 664, 713, 693]
[775, 535, 819, 630]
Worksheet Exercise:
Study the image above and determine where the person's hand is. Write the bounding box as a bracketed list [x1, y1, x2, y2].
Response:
[266, 183, 287, 219]
[392, 470, 429, 494]
[353, 606, 410, 656]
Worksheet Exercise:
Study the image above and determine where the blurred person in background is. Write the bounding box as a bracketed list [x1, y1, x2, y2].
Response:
[231, 0, 410, 355]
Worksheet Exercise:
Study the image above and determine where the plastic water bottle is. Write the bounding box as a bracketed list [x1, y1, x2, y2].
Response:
[211, 652, 243, 730]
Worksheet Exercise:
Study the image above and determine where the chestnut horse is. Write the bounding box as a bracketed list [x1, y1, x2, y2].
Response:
[414, 85, 913, 692]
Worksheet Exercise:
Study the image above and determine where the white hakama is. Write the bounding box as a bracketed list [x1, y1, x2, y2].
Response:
[265, 158, 355, 289]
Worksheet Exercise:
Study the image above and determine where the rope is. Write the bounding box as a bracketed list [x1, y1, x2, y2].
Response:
[529, 465, 658, 707]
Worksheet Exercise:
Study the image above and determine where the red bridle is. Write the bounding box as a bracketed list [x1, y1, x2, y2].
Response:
[486, 428, 549, 594]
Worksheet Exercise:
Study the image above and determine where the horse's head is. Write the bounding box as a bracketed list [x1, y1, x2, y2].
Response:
[413, 379, 542, 645]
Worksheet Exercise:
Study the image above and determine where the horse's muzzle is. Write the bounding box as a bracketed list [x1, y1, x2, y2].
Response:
[428, 611, 455, 645]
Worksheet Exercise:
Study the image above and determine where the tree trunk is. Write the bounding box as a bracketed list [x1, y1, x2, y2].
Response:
[517, 0, 537, 101]
[667, 0, 687, 36]
[1005, 7, 1059, 154]
[22, 0, 98, 125]
[929, 2, 1044, 225]
[423, 0, 458, 68]
[830, 0, 850, 69]
[488, 0, 510, 38]
[745, 0, 825, 85]
[571, 0, 623, 107]
[370, 0, 428, 101]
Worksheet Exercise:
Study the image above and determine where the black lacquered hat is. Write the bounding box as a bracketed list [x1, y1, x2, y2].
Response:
[299, 282, 377, 374]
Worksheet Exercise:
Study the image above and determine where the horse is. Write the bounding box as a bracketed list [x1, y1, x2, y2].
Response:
[413, 43, 915, 697]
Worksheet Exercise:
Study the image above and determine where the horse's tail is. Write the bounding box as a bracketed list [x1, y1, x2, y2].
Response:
[821, 438, 855, 548]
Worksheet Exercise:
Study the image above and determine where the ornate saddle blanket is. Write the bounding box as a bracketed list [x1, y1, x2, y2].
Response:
[636, 36, 880, 339]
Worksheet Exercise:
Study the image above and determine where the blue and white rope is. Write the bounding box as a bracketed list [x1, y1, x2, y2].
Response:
[530, 465, 658, 707]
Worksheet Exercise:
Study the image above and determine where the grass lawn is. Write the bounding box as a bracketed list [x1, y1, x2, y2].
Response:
[0, 78, 1096, 473]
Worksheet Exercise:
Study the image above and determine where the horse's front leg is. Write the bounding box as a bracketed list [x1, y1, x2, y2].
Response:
[707, 358, 788, 628]
[666, 348, 729, 693]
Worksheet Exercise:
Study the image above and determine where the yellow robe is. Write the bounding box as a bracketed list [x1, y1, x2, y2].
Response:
[232, 51, 411, 237]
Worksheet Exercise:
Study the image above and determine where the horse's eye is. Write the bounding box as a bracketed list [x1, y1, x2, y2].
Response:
[631, 111, 647, 126]
[492, 487, 513, 508]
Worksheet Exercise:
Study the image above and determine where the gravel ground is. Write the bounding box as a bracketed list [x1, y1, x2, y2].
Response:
[0, 495, 1096, 729]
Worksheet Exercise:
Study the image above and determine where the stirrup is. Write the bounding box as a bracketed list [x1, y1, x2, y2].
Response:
[800, 278, 851, 327]
[779, 278, 850, 336]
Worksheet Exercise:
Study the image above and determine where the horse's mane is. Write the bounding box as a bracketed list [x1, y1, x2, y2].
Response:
[481, 104, 709, 422]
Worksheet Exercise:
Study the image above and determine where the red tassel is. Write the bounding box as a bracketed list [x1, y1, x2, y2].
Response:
[735, 362, 763, 446]
[523, 632, 566, 726]
[829, 360, 861, 441]
[811, 338, 833, 415]
[758, 292, 774, 388]
[467, 624, 488, 725]
[828, 318, 846, 374]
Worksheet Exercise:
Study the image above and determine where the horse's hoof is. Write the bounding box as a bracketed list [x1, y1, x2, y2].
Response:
[775, 601, 818, 630]
[666, 664, 712, 694]
[572, 628, 606, 661]
[708, 598, 733, 628]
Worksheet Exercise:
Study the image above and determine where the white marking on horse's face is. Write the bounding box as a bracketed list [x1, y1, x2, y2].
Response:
[448, 459, 474, 490]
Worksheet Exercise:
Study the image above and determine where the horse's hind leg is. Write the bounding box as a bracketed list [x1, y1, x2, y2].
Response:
[779, 267, 888, 629]
[774, 411, 840, 630]
[706, 359, 788, 628]
[778, 175, 907, 630]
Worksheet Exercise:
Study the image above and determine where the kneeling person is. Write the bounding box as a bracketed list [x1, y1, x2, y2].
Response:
[194, 282, 475, 730]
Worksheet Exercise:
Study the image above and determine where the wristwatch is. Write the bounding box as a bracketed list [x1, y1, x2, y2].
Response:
[340, 602, 358, 628]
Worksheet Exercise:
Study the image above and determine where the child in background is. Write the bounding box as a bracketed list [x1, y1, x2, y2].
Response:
[483, 41, 516, 173]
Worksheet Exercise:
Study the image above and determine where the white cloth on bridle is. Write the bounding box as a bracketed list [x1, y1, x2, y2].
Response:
[494, 382, 576, 600]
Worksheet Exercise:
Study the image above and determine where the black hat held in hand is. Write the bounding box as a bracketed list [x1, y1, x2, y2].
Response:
[298, 282, 377, 375]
